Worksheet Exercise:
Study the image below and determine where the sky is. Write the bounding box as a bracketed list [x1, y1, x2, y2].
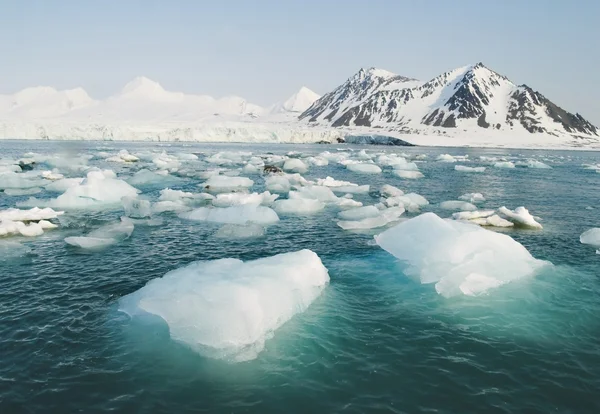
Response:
[1, 0, 599, 124]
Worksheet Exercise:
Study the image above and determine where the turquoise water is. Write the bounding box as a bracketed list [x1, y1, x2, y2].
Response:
[1, 140, 599, 413]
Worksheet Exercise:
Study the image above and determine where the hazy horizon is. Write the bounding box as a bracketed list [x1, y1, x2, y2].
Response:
[1, 0, 599, 124]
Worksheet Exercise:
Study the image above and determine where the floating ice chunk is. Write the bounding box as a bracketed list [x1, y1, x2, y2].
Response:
[4, 187, 42, 196]
[390, 159, 420, 171]
[41, 170, 64, 181]
[289, 186, 339, 203]
[332, 185, 369, 194]
[394, 170, 424, 179]
[470, 215, 514, 228]
[337, 207, 405, 230]
[338, 206, 381, 221]
[494, 161, 515, 169]
[106, 149, 140, 163]
[283, 159, 308, 174]
[455, 165, 486, 173]
[0, 220, 44, 237]
[159, 188, 196, 202]
[65, 218, 134, 249]
[179, 206, 279, 225]
[38, 220, 58, 229]
[128, 169, 182, 188]
[213, 191, 278, 207]
[316, 176, 357, 188]
[214, 223, 266, 239]
[439, 201, 477, 211]
[265, 175, 291, 193]
[374, 213, 548, 297]
[175, 152, 198, 161]
[337, 198, 363, 208]
[0, 172, 46, 190]
[459, 193, 486, 203]
[384, 193, 428, 213]
[22, 170, 139, 210]
[524, 160, 551, 169]
[283, 173, 311, 187]
[580, 228, 600, 248]
[122, 197, 152, 218]
[436, 154, 456, 162]
[242, 163, 260, 174]
[380, 184, 404, 197]
[119, 249, 329, 362]
[346, 163, 382, 174]
[0, 207, 64, 222]
[44, 177, 84, 193]
[498, 206, 542, 229]
[152, 152, 180, 170]
[452, 210, 496, 221]
[202, 175, 253, 193]
[306, 156, 329, 166]
[273, 198, 324, 215]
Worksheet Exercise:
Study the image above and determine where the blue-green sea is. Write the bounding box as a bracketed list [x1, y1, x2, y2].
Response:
[1, 140, 599, 413]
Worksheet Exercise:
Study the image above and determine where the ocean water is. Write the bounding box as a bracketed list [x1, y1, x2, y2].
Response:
[1, 140, 599, 413]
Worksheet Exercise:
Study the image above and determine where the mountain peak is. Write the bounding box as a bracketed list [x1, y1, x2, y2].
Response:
[120, 76, 165, 96]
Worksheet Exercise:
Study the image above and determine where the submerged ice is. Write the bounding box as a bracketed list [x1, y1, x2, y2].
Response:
[119, 249, 330, 362]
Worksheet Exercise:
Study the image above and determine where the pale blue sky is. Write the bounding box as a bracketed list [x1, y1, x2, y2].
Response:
[1, 0, 599, 123]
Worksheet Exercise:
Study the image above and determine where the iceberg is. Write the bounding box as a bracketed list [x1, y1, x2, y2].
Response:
[494, 161, 515, 169]
[374, 213, 549, 297]
[0, 207, 64, 222]
[118, 249, 330, 362]
[380, 184, 404, 198]
[458, 193, 485, 203]
[265, 175, 291, 193]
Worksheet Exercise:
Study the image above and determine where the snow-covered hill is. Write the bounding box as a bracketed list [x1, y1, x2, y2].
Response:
[300, 63, 598, 140]
[270, 87, 320, 114]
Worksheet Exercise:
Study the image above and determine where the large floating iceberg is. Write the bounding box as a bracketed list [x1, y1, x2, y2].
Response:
[375, 213, 549, 297]
[119, 249, 330, 362]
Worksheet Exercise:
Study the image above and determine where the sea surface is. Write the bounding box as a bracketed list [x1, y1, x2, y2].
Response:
[1, 140, 599, 413]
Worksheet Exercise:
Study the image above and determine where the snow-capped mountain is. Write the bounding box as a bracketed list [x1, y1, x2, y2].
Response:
[270, 87, 320, 114]
[0, 86, 96, 119]
[0, 77, 265, 123]
[300, 63, 598, 138]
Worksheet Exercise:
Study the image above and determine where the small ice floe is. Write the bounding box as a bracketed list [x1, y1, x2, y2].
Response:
[346, 162, 382, 174]
[127, 169, 182, 188]
[380, 184, 404, 198]
[212, 191, 278, 207]
[436, 154, 457, 162]
[306, 156, 328, 166]
[337, 206, 405, 230]
[383, 193, 429, 213]
[494, 161, 515, 169]
[520, 160, 551, 169]
[20, 170, 139, 210]
[273, 198, 324, 215]
[452, 210, 513, 228]
[118, 249, 329, 362]
[337, 206, 381, 221]
[44, 178, 84, 193]
[41, 170, 65, 181]
[179, 206, 279, 225]
[106, 149, 140, 163]
[122, 197, 152, 218]
[580, 228, 600, 253]
[459, 193, 486, 203]
[497, 206, 543, 229]
[455, 165, 486, 173]
[316, 177, 369, 194]
[282, 158, 308, 174]
[64, 217, 134, 249]
[439, 201, 477, 211]
[201, 175, 254, 193]
[374, 213, 549, 297]
[0, 207, 64, 222]
[393, 170, 424, 179]
[265, 175, 291, 193]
